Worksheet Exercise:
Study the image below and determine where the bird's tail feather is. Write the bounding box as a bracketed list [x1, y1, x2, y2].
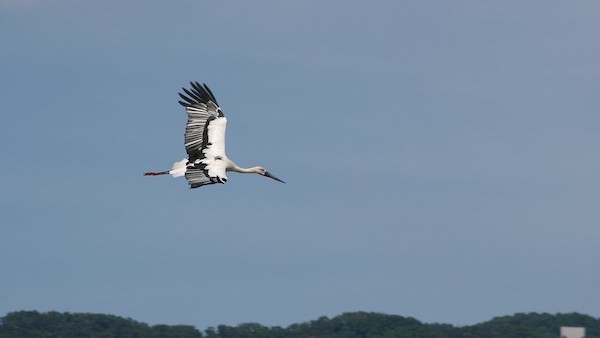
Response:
[169, 158, 188, 178]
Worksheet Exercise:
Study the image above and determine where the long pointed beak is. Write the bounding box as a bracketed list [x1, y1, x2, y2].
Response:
[264, 171, 285, 183]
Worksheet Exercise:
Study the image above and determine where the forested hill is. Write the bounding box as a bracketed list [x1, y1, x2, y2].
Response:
[1, 311, 599, 338]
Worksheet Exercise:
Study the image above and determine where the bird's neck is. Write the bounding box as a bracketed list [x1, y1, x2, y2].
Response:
[230, 165, 260, 174]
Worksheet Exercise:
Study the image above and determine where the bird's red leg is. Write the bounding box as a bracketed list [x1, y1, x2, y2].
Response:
[143, 171, 169, 176]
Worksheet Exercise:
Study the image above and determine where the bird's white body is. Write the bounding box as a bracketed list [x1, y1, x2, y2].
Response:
[193, 116, 229, 182]
[145, 82, 284, 188]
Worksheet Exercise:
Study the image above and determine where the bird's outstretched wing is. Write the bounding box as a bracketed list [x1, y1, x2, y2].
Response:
[178, 82, 228, 189]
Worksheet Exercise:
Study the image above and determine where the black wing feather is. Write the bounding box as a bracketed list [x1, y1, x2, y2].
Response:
[182, 87, 204, 103]
[201, 82, 219, 106]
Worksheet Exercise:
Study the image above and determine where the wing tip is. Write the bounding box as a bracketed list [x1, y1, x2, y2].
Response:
[179, 81, 219, 107]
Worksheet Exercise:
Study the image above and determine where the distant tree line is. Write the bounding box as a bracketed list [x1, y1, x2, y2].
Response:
[1, 310, 599, 338]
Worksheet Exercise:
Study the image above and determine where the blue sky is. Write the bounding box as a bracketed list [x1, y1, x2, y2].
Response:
[1, 0, 599, 329]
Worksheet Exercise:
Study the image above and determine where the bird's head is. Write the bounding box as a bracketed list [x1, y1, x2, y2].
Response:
[255, 166, 285, 183]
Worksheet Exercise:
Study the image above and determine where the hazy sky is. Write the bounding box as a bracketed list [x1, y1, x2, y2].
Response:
[1, 0, 599, 330]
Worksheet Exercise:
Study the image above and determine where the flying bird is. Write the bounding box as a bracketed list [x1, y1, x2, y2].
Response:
[144, 82, 285, 188]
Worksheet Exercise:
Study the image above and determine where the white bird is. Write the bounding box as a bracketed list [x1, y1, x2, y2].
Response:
[144, 81, 285, 188]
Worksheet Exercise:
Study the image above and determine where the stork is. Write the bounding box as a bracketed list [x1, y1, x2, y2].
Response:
[144, 82, 285, 188]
